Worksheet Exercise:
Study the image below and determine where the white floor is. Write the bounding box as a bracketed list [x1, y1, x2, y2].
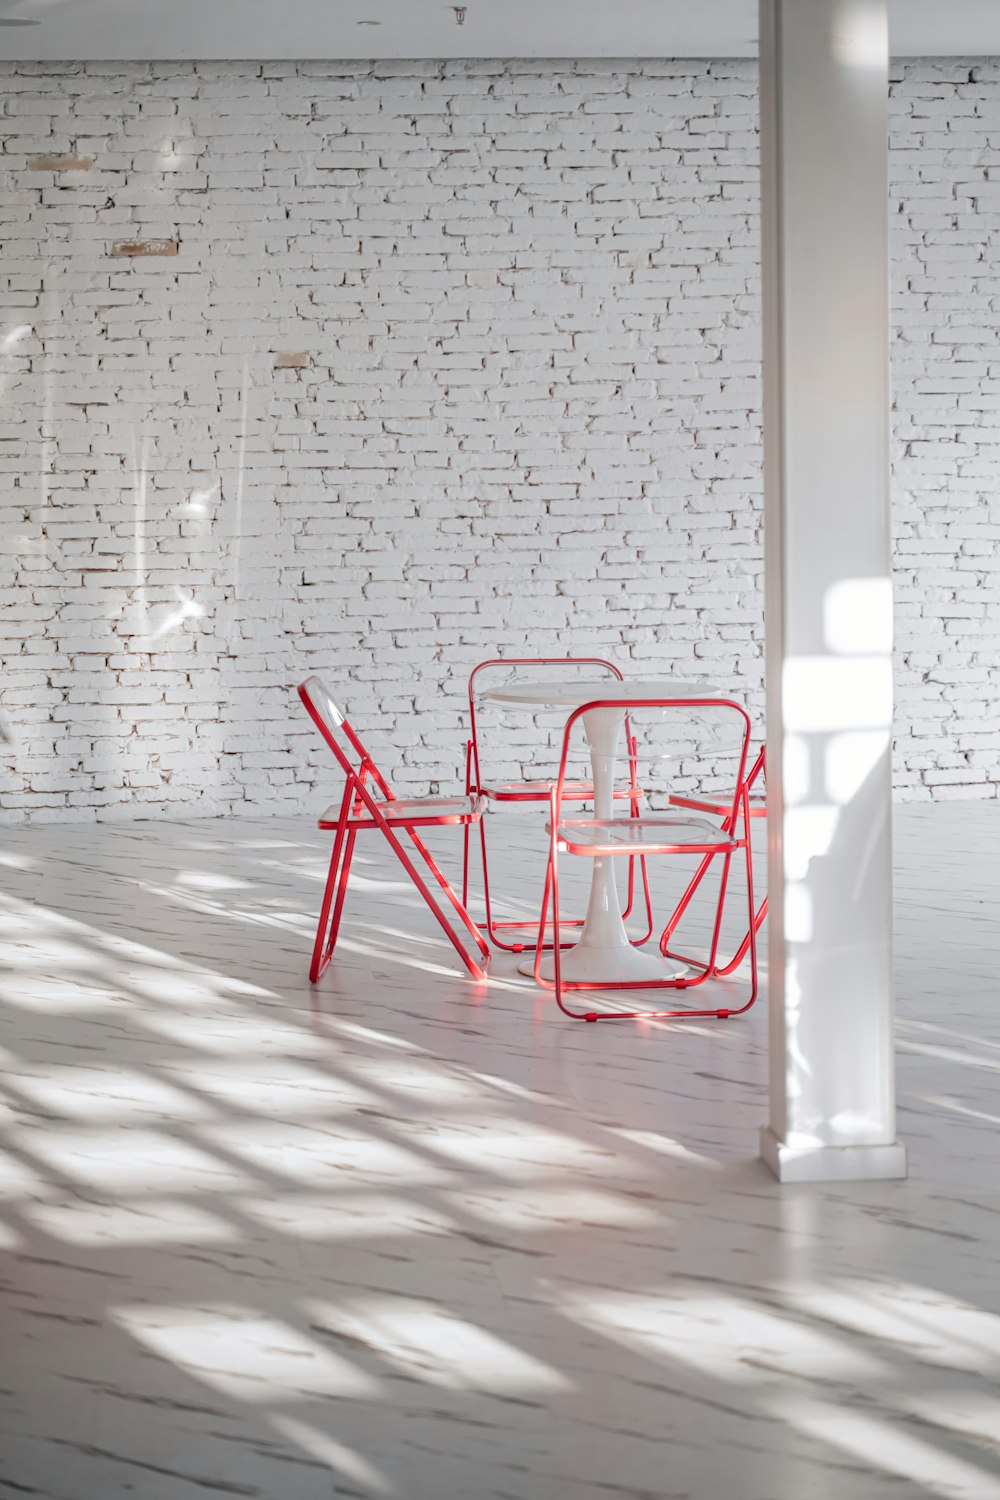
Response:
[0, 805, 998, 1500]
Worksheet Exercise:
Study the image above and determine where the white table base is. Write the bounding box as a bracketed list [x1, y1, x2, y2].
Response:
[518, 944, 688, 985]
[516, 702, 690, 988]
[517, 845, 689, 984]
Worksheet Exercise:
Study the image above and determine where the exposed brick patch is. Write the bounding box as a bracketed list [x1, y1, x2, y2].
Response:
[27, 154, 95, 171]
[273, 353, 310, 369]
[110, 238, 179, 257]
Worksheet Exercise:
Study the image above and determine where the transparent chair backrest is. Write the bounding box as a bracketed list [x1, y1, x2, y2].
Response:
[299, 676, 388, 793]
[469, 658, 622, 791]
[302, 676, 346, 743]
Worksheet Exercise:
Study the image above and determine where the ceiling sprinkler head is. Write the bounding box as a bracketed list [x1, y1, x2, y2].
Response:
[453, 5, 466, 23]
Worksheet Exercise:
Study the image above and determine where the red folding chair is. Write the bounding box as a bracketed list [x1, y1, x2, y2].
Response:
[533, 696, 758, 1022]
[463, 658, 652, 953]
[660, 746, 767, 975]
[298, 676, 491, 984]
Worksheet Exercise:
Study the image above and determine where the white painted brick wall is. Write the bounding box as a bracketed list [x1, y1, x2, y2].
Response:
[0, 58, 997, 822]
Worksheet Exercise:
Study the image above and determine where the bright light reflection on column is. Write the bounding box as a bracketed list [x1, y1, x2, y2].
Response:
[831, 2, 888, 71]
[824, 578, 893, 654]
[783, 657, 892, 735]
[825, 730, 888, 804]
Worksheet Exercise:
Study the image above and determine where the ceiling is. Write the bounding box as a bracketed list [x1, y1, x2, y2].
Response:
[0, 0, 999, 63]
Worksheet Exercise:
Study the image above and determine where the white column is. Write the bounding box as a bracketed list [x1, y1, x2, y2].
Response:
[759, 0, 906, 1182]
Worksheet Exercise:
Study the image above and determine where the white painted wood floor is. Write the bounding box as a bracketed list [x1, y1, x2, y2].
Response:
[0, 804, 998, 1499]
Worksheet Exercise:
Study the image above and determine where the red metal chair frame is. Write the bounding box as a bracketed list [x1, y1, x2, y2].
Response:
[463, 657, 652, 953]
[298, 676, 491, 984]
[533, 696, 758, 1022]
[660, 746, 767, 975]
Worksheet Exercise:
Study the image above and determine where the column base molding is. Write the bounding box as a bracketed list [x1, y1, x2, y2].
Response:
[760, 1126, 907, 1183]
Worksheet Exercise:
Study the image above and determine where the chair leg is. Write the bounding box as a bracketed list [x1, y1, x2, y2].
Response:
[708, 748, 767, 975]
[462, 740, 473, 908]
[533, 856, 555, 986]
[714, 894, 768, 977]
[314, 814, 490, 983]
[462, 822, 471, 909]
[483, 807, 650, 954]
[479, 813, 581, 953]
[310, 797, 351, 984]
[406, 827, 491, 960]
[326, 830, 357, 955]
[532, 836, 573, 1013]
[659, 809, 766, 978]
[673, 790, 759, 1017]
[622, 737, 654, 944]
[660, 848, 718, 956]
[478, 816, 501, 945]
[385, 823, 491, 980]
[551, 843, 566, 1014]
[723, 790, 759, 1015]
[621, 847, 653, 944]
[707, 849, 733, 968]
[743, 803, 759, 1008]
[633, 856, 654, 947]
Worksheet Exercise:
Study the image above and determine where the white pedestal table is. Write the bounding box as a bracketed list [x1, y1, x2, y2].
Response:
[479, 678, 723, 984]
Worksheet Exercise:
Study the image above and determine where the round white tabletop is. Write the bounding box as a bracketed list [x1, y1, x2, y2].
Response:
[480, 677, 723, 708]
